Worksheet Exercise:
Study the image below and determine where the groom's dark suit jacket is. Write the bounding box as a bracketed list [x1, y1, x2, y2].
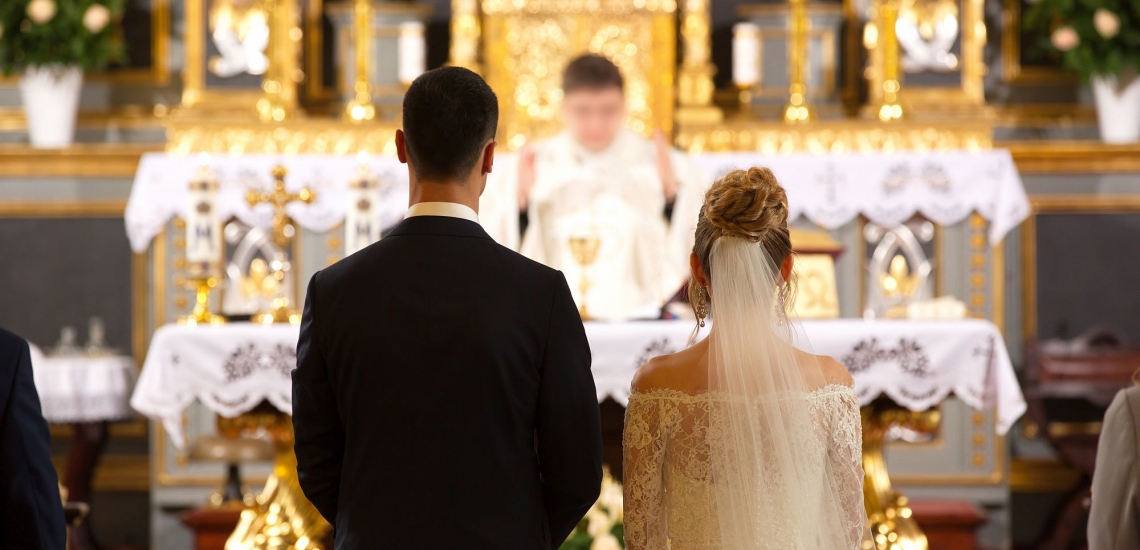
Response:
[293, 214, 603, 549]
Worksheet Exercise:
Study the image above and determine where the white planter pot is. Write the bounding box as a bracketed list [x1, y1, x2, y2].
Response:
[1092, 75, 1140, 144]
[19, 65, 84, 149]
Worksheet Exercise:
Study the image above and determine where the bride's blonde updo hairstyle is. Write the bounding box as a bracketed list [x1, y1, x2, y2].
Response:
[689, 167, 794, 322]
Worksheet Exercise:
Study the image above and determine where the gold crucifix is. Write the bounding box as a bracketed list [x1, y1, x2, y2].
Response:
[243, 165, 316, 324]
[245, 165, 316, 249]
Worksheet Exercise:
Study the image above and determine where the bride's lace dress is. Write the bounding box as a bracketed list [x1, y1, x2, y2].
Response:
[623, 384, 866, 549]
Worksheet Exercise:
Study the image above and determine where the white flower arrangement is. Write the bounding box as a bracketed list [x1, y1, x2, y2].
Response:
[561, 468, 626, 550]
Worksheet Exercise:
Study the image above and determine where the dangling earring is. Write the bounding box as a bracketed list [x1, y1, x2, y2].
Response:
[774, 282, 789, 326]
[696, 286, 709, 327]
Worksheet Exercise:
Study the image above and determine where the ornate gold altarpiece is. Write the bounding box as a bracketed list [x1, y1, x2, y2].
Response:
[159, 0, 1005, 548]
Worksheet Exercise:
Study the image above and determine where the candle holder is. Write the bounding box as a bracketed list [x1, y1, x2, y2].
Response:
[568, 235, 601, 320]
[343, 0, 376, 122]
[179, 264, 226, 326]
[783, 0, 815, 123]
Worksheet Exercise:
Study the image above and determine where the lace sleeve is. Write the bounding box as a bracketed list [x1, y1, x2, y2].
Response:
[623, 393, 670, 549]
[830, 388, 868, 549]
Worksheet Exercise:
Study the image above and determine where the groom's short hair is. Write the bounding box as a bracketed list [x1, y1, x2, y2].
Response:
[402, 67, 499, 183]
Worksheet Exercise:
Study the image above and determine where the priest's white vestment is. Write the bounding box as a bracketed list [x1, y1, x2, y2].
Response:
[480, 129, 707, 320]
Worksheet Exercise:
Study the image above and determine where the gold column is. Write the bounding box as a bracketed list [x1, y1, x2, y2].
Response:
[226, 410, 330, 550]
[874, 0, 904, 122]
[256, 0, 302, 122]
[344, 0, 377, 122]
[783, 0, 814, 123]
[448, 0, 482, 74]
[862, 403, 933, 550]
[676, 0, 723, 125]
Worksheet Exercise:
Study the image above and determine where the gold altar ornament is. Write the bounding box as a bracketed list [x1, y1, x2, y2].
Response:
[569, 235, 602, 320]
[245, 166, 315, 324]
[224, 407, 330, 550]
[783, 0, 815, 123]
[179, 276, 227, 326]
[862, 402, 938, 550]
[343, 0, 377, 122]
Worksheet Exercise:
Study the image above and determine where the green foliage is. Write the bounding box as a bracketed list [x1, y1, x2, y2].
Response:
[1024, 0, 1140, 81]
[0, 0, 127, 76]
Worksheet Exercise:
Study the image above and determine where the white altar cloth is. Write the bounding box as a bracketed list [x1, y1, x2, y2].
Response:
[30, 352, 137, 424]
[694, 150, 1029, 244]
[133, 319, 1023, 448]
[125, 154, 410, 253]
[125, 150, 1028, 252]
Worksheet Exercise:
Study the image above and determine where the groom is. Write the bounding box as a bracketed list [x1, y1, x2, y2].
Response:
[293, 67, 603, 549]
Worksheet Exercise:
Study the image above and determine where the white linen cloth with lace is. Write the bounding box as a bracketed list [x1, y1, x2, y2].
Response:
[125, 150, 1028, 253]
[130, 323, 298, 448]
[594, 319, 1024, 435]
[28, 348, 136, 424]
[623, 385, 865, 549]
[125, 154, 410, 253]
[694, 150, 1028, 245]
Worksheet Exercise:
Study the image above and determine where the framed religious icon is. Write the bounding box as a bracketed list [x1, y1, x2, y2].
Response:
[859, 0, 988, 113]
[180, 0, 302, 116]
[101, 0, 172, 84]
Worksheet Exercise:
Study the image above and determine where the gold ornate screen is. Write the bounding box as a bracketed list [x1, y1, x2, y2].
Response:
[480, 0, 678, 149]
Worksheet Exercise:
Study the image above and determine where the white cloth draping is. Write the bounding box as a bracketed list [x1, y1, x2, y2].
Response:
[694, 150, 1029, 244]
[132, 318, 1024, 447]
[31, 353, 137, 424]
[125, 154, 410, 253]
[126, 150, 1029, 253]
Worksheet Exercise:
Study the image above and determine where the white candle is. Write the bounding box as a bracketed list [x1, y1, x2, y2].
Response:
[733, 23, 762, 87]
[186, 156, 221, 269]
[345, 154, 382, 255]
[398, 21, 426, 86]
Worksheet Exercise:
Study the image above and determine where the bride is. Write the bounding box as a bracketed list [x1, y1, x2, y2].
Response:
[623, 168, 869, 549]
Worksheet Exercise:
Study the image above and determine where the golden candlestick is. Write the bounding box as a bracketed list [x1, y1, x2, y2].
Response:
[862, 401, 934, 550]
[179, 270, 226, 326]
[245, 166, 315, 324]
[343, 0, 377, 122]
[783, 0, 815, 123]
[568, 236, 601, 320]
[876, 0, 905, 122]
[255, 0, 299, 122]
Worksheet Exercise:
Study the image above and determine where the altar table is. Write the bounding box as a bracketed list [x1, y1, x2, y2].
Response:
[131, 318, 1024, 448]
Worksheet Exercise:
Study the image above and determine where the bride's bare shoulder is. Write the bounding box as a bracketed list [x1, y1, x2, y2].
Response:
[631, 340, 708, 393]
[815, 353, 855, 388]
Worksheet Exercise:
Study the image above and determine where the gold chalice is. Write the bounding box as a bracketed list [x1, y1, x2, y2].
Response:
[568, 235, 601, 320]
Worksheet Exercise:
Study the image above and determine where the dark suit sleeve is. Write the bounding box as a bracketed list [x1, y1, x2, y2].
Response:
[292, 273, 345, 526]
[535, 272, 603, 547]
[0, 339, 66, 550]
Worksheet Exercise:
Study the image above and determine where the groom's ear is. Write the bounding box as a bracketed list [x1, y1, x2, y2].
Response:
[480, 140, 496, 175]
[395, 130, 408, 164]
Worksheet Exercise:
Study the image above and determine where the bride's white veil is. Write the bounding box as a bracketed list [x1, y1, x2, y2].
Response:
[697, 168, 867, 549]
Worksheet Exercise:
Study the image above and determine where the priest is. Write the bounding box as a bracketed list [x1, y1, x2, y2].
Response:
[480, 54, 707, 321]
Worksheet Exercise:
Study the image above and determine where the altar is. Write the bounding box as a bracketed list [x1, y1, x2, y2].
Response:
[125, 143, 1028, 548]
[134, 319, 1025, 445]
[131, 317, 1024, 548]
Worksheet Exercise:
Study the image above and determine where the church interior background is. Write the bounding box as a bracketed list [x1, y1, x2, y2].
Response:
[1, 0, 1139, 547]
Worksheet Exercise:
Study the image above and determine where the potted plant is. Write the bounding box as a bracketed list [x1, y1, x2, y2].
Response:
[0, 0, 125, 148]
[1026, 0, 1140, 142]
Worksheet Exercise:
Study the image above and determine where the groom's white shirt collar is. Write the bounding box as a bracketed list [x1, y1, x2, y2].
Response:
[405, 202, 479, 223]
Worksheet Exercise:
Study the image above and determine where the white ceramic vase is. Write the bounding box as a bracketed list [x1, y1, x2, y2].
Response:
[1092, 74, 1140, 144]
[19, 65, 84, 149]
